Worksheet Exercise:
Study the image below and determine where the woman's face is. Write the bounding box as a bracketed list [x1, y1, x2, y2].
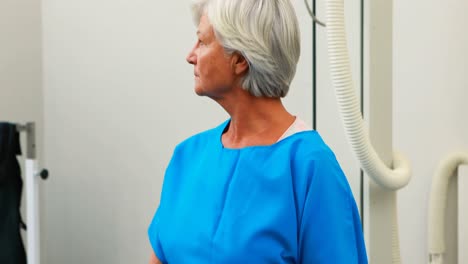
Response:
[186, 15, 237, 99]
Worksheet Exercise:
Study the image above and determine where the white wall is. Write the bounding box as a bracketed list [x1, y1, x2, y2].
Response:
[0, 0, 43, 253]
[394, 0, 468, 263]
[41, 1, 204, 262]
[0, 0, 43, 136]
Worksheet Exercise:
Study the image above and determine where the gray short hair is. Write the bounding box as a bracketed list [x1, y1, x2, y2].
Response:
[191, 0, 301, 98]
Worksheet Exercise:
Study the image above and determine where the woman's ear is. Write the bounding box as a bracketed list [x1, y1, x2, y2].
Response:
[232, 53, 249, 75]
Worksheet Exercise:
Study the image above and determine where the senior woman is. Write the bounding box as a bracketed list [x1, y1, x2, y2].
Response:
[148, 0, 367, 263]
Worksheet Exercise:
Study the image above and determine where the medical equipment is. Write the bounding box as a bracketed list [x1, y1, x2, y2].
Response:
[16, 122, 48, 264]
[428, 153, 468, 264]
[305, 0, 412, 262]
[458, 166, 468, 263]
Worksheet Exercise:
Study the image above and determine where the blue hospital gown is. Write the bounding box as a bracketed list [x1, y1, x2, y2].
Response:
[148, 120, 368, 263]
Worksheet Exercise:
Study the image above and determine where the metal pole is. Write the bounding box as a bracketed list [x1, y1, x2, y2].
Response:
[26, 158, 40, 264]
[16, 122, 40, 264]
[363, 0, 401, 262]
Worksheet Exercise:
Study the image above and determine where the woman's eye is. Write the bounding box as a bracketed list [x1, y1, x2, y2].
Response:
[198, 39, 205, 46]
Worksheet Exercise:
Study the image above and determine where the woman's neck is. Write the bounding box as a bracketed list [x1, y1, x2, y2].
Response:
[218, 92, 295, 148]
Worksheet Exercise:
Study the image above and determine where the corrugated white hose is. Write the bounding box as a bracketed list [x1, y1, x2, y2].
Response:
[325, 0, 411, 263]
[325, 0, 411, 191]
[428, 152, 468, 264]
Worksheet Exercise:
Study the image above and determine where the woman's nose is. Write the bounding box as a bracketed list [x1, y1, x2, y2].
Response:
[186, 45, 197, 65]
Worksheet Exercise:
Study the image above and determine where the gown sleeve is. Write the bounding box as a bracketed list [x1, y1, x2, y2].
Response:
[298, 156, 368, 263]
[148, 208, 167, 263]
[148, 147, 181, 264]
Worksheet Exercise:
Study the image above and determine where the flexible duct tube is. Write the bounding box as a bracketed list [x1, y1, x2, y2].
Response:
[428, 152, 468, 264]
[323, 0, 412, 263]
[325, 0, 411, 191]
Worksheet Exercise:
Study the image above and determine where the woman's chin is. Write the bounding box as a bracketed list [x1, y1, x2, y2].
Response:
[194, 86, 206, 96]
